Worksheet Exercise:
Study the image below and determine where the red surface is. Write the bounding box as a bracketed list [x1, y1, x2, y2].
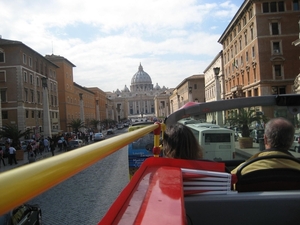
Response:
[98, 158, 225, 225]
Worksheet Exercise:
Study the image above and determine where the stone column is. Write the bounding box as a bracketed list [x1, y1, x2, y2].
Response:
[42, 77, 51, 138]
[79, 93, 85, 123]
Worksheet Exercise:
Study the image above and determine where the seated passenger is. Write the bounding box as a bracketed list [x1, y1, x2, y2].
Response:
[231, 117, 300, 175]
[162, 123, 203, 160]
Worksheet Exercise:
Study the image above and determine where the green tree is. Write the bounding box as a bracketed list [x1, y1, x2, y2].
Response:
[68, 119, 85, 133]
[0, 124, 32, 148]
[100, 119, 117, 129]
[90, 119, 100, 131]
[226, 108, 266, 137]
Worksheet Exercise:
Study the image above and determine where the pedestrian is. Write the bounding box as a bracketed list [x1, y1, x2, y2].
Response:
[44, 138, 49, 152]
[0, 147, 6, 167]
[6, 141, 17, 165]
[57, 139, 63, 151]
[50, 140, 55, 156]
[26, 142, 33, 153]
[28, 151, 36, 163]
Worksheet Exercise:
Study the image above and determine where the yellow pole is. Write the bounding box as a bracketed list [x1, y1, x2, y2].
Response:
[0, 124, 158, 215]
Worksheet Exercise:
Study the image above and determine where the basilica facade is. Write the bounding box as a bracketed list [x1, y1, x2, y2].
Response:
[106, 64, 172, 122]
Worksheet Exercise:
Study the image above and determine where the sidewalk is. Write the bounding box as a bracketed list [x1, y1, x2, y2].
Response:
[235, 142, 300, 159]
[2, 142, 300, 173]
[0, 148, 63, 173]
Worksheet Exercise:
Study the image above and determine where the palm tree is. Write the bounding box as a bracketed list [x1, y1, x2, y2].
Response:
[100, 119, 117, 129]
[226, 107, 266, 137]
[90, 119, 100, 132]
[0, 124, 32, 148]
[68, 119, 85, 133]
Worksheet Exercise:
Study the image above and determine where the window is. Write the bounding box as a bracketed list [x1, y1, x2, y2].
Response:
[23, 54, 27, 64]
[38, 111, 41, 118]
[263, 1, 285, 13]
[30, 74, 33, 84]
[24, 71, 28, 82]
[273, 42, 280, 54]
[26, 110, 29, 118]
[31, 110, 34, 118]
[271, 22, 279, 35]
[29, 57, 32, 67]
[238, 23, 241, 32]
[30, 90, 34, 102]
[274, 65, 282, 76]
[246, 51, 249, 62]
[244, 31, 248, 45]
[252, 46, 255, 58]
[272, 86, 286, 94]
[37, 91, 40, 103]
[194, 84, 197, 89]
[1, 89, 7, 102]
[248, 8, 253, 19]
[293, 0, 300, 10]
[239, 38, 242, 51]
[0, 50, 4, 63]
[25, 88, 28, 102]
[0, 71, 5, 82]
[243, 17, 246, 26]
[250, 27, 254, 40]
[234, 42, 237, 54]
[2, 111, 8, 119]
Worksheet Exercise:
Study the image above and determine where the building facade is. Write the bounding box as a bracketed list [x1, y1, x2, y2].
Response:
[107, 63, 171, 121]
[169, 74, 205, 114]
[46, 55, 97, 132]
[219, 0, 300, 100]
[0, 38, 60, 138]
[203, 51, 225, 125]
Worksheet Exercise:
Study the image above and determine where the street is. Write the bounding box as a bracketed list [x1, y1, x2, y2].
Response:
[28, 129, 129, 225]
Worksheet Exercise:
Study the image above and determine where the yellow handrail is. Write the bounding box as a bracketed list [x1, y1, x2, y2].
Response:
[0, 124, 159, 215]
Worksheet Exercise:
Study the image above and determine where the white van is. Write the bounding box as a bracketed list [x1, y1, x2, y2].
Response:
[185, 123, 235, 161]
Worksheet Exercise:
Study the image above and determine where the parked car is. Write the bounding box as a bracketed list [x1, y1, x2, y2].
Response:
[94, 133, 105, 142]
[249, 129, 264, 143]
[117, 124, 124, 130]
[290, 134, 300, 152]
[0, 203, 42, 225]
[68, 139, 83, 150]
[106, 129, 114, 135]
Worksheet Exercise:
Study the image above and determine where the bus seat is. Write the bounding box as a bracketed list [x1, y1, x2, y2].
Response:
[235, 155, 300, 192]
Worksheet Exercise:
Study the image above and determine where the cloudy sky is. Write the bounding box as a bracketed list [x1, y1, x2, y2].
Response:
[0, 0, 242, 92]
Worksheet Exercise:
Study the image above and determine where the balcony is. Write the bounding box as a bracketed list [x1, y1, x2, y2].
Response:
[231, 85, 243, 92]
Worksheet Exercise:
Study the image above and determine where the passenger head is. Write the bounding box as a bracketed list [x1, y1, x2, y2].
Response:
[264, 117, 295, 150]
[163, 123, 203, 160]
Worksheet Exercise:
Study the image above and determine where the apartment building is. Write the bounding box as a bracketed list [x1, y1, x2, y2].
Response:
[46, 54, 98, 132]
[218, 0, 300, 100]
[0, 38, 60, 138]
[87, 87, 108, 122]
[203, 51, 225, 125]
[169, 74, 205, 114]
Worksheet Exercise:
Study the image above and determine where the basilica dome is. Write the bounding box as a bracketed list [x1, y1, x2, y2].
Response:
[131, 63, 152, 84]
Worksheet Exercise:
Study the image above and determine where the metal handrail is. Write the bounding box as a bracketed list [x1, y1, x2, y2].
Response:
[0, 124, 159, 215]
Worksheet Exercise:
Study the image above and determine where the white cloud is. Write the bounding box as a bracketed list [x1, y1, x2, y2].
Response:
[0, 0, 242, 91]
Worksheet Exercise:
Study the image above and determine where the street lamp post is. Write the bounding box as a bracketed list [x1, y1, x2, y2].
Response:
[188, 86, 193, 102]
[213, 67, 223, 126]
[41, 77, 51, 138]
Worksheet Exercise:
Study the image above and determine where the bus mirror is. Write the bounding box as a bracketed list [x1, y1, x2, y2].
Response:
[288, 106, 300, 115]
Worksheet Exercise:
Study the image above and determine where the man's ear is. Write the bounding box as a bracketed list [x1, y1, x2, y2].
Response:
[263, 135, 267, 145]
